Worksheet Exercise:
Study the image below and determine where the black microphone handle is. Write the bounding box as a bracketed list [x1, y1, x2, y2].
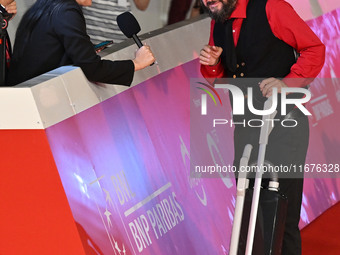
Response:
[132, 34, 154, 66]
[132, 34, 143, 48]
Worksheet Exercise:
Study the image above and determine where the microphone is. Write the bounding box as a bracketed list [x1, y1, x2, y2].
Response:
[117, 12, 143, 48]
[117, 12, 155, 65]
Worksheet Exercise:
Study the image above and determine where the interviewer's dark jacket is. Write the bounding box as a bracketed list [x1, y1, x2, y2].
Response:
[7, 0, 134, 86]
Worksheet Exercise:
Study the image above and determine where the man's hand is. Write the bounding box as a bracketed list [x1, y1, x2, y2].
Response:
[199, 45, 223, 66]
[4, 0, 17, 20]
[133, 45, 155, 71]
[259, 77, 288, 98]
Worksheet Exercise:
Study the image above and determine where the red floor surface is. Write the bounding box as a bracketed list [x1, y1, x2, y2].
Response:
[301, 202, 340, 255]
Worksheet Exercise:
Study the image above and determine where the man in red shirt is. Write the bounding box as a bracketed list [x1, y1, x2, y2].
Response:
[199, 0, 325, 254]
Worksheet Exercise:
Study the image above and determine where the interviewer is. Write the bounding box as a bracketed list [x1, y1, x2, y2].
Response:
[7, 0, 155, 86]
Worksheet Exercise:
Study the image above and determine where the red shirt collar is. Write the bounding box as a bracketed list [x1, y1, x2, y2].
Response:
[229, 0, 249, 19]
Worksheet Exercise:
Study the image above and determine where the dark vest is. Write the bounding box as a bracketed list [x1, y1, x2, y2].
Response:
[213, 0, 298, 119]
[213, 0, 296, 79]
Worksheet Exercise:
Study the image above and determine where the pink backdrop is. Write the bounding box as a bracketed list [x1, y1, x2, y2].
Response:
[45, 8, 340, 255]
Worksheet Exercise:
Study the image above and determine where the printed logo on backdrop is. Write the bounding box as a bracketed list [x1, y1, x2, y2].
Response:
[196, 81, 312, 128]
[190, 78, 314, 181]
[180, 135, 208, 206]
[89, 171, 185, 254]
[190, 80, 236, 185]
[196, 82, 223, 116]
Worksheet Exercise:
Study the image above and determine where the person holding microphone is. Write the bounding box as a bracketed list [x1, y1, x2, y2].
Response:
[6, 0, 155, 86]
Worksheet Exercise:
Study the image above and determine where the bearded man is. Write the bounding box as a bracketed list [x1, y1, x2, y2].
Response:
[199, 0, 325, 254]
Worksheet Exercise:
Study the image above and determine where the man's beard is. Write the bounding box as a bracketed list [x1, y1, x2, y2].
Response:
[206, 0, 238, 23]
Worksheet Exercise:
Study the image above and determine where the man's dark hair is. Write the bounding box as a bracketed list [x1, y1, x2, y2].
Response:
[14, 0, 74, 59]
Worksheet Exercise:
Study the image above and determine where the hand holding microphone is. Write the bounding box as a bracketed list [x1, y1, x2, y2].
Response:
[133, 45, 155, 71]
[117, 12, 155, 70]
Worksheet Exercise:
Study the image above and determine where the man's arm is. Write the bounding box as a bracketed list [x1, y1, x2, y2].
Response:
[200, 19, 225, 78]
[55, 4, 154, 85]
[260, 0, 326, 97]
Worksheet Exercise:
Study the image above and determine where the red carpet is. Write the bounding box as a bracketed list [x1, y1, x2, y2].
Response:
[301, 202, 340, 255]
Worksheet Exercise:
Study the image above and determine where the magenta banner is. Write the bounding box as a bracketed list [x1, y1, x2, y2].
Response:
[46, 62, 236, 254]
[300, 8, 340, 227]
[45, 8, 340, 254]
